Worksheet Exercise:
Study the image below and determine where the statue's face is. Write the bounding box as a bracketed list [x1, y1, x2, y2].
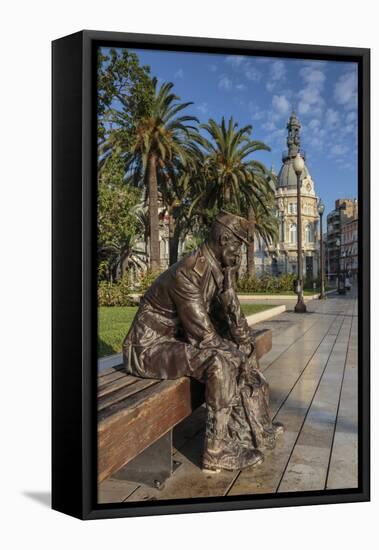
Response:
[220, 232, 243, 268]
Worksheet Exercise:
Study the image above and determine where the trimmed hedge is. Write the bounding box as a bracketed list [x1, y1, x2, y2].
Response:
[237, 273, 297, 293]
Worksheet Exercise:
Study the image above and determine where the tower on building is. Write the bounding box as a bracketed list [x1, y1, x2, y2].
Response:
[254, 111, 320, 279]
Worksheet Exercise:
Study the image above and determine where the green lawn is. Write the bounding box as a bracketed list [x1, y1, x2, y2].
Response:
[98, 303, 276, 358]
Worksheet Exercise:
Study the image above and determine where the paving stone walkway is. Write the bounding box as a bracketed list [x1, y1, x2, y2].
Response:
[99, 289, 358, 503]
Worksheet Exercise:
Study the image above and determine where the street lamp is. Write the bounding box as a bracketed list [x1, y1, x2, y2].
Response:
[293, 153, 306, 313]
[336, 238, 345, 295]
[317, 199, 325, 299]
[337, 203, 346, 295]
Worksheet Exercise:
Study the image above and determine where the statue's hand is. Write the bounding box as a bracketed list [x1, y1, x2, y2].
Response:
[239, 341, 253, 358]
[223, 253, 241, 290]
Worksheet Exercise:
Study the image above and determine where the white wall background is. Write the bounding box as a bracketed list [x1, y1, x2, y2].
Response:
[0, 1, 377, 548]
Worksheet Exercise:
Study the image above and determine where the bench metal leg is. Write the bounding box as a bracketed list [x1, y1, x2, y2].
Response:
[112, 430, 175, 489]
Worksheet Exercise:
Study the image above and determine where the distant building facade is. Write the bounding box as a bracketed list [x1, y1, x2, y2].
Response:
[244, 111, 320, 279]
[341, 214, 358, 282]
[326, 198, 358, 281]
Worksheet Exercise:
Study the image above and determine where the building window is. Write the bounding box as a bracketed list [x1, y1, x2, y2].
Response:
[305, 223, 313, 243]
[290, 223, 297, 244]
[289, 202, 297, 214]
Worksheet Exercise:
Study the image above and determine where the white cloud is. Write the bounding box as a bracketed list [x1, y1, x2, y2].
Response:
[308, 118, 321, 130]
[196, 102, 209, 115]
[300, 66, 326, 86]
[304, 123, 326, 150]
[255, 57, 271, 64]
[244, 62, 262, 82]
[272, 94, 290, 115]
[174, 68, 184, 79]
[261, 120, 277, 132]
[297, 65, 326, 116]
[346, 111, 357, 124]
[298, 87, 325, 111]
[248, 101, 265, 121]
[330, 143, 349, 157]
[325, 108, 340, 128]
[223, 56, 262, 84]
[236, 83, 247, 91]
[209, 64, 218, 72]
[218, 75, 233, 91]
[345, 124, 355, 133]
[271, 60, 286, 81]
[263, 127, 286, 148]
[334, 71, 357, 110]
[225, 55, 245, 67]
[265, 61, 286, 93]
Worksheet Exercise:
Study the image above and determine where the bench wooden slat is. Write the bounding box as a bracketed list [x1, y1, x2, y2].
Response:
[98, 378, 159, 412]
[98, 370, 126, 388]
[98, 365, 123, 379]
[98, 374, 141, 398]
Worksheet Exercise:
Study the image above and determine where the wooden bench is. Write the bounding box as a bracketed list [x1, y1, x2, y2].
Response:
[98, 328, 272, 488]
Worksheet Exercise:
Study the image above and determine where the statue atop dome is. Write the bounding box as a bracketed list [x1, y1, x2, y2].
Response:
[277, 111, 309, 189]
[286, 110, 301, 158]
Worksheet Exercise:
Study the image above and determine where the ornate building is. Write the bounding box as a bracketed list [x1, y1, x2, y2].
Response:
[251, 111, 320, 278]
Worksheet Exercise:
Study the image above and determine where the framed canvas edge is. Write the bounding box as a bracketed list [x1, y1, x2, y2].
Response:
[52, 29, 370, 521]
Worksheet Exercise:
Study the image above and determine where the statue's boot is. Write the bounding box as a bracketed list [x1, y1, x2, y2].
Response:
[272, 421, 284, 436]
[202, 437, 264, 472]
[259, 421, 285, 450]
[202, 406, 263, 472]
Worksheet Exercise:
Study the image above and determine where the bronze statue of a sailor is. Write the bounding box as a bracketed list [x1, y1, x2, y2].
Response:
[123, 211, 283, 472]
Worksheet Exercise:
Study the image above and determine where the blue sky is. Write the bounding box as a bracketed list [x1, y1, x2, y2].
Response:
[106, 47, 358, 218]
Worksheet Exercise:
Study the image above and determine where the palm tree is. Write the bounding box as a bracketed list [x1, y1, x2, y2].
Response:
[192, 117, 270, 211]
[124, 78, 199, 270]
[192, 117, 278, 274]
[158, 138, 204, 265]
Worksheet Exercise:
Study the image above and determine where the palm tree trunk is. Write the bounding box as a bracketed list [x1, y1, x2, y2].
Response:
[247, 206, 255, 276]
[146, 153, 160, 270]
[169, 216, 181, 265]
[224, 185, 231, 207]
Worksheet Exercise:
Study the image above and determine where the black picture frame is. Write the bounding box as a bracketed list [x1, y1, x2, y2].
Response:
[52, 30, 370, 520]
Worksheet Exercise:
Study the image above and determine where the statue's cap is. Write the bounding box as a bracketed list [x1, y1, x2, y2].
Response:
[214, 210, 250, 245]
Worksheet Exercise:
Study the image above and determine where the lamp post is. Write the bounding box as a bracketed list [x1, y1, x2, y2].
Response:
[336, 238, 345, 295]
[293, 153, 306, 313]
[279, 210, 285, 273]
[318, 199, 325, 299]
[337, 203, 346, 295]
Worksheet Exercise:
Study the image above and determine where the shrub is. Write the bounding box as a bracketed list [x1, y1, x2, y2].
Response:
[276, 273, 297, 292]
[137, 268, 161, 294]
[236, 273, 297, 293]
[97, 273, 134, 306]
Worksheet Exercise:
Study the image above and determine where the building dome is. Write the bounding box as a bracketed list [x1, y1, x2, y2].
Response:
[277, 158, 310, 188]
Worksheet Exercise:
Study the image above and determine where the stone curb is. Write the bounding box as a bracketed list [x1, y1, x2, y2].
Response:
[245, 305, 286, 326]
[237, 289, 336, 302]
